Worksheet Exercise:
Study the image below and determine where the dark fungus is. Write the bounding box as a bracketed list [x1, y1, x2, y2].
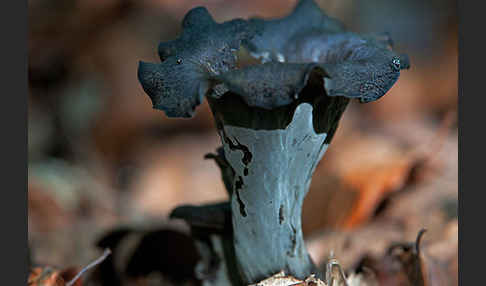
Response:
[137, 0, 410, 283]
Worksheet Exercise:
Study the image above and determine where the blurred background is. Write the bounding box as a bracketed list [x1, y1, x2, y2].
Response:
[28, 0, 458, 285]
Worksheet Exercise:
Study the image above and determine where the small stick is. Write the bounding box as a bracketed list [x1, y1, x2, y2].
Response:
[414, 228, 427, 255]
[326, 251, 349, 286]
[66, 249, 111, 286]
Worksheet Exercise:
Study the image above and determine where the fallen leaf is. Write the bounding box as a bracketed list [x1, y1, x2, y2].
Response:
[304, 112, 453, 233]
[28, 249, 111, 286]
[29, 267, 65, 286]
[248, 271, 330, 286]
[360, 229, 452, 286]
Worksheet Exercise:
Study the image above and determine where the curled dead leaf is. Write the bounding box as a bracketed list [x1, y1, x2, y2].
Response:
[360, 229, 452, 286]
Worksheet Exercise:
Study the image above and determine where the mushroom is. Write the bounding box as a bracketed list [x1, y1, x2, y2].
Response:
[137, 0, 410, 284]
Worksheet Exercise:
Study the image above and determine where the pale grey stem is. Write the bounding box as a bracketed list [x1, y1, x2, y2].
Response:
[218, 103, 328, 283]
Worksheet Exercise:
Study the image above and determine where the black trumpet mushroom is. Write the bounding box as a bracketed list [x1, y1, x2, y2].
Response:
[137, 0, 409, 284]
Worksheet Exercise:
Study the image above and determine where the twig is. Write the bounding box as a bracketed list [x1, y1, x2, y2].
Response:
[414, 228, 427, 255]
[326, 251, 349, 286]
[66, 248, 111, 286]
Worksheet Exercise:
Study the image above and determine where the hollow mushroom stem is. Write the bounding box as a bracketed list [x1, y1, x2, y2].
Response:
[213, 103, 328, 283]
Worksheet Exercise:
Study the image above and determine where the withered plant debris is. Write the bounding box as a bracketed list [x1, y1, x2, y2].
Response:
[357, 229, 453, 286]
[28, 249, 111, 286]
[94, 227, 201, 285]
[249, 261, 376, 286]
[65, 249, 111, 286]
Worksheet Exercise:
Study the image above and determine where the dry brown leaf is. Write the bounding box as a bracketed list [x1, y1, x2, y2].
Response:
[248, 269, 375, 286]
[360, 229, 453, 286]
[29, 267, 66, 286]
[248, 271, 332, 286]
[28, 249, 111, 286]
[28, 267, 84, 286]
[304, 134, 424, 232]
[304, 112, 453, 233]
[340, 155, 414, 229]
[249, 271, 305, 286]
